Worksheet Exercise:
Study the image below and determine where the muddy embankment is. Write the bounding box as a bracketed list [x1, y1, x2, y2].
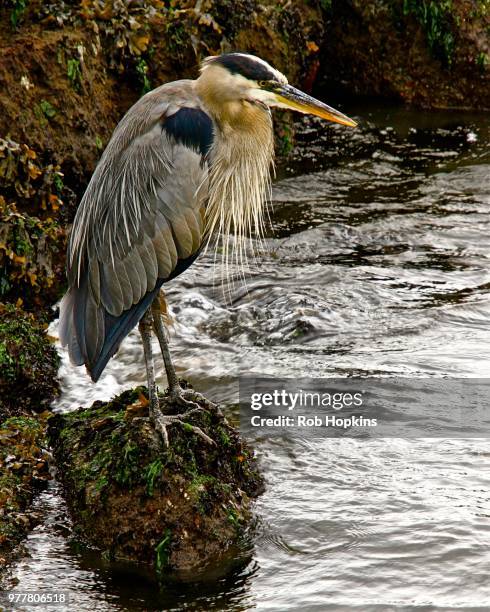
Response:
[0, 0, 488, 578]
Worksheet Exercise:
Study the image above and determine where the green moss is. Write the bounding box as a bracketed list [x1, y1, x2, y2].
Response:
[39, 99, 57, 119]
[476, 51, 488, 72]
[0, 305, 55, 381]
[94, 475, 109, 493]
[402, 0, 455, 67]
[34, 99, 57, 126]
[187, 474, 216, 513]
[9, 0, 28, 28]
[135, 58, 151, 94]
[155, 529, 172, 575]
[0, 343, 15, 379]
[227, 506, 239, 527]
[0, 304, 60, 419]
[144, 459, 163, 497]
[53, 173, 64, 192]
[2, 415, 41, 431]
[181, 422, 194, 433]
[67, 58, 82, 90]
[33, 104, 47, 127]
[217, 428, 231, 447]
[114, 441, 141, 486]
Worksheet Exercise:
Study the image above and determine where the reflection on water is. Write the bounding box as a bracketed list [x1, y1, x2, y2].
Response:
[9, 105, 490, 610]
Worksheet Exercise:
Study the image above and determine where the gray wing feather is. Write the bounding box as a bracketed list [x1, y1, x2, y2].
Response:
[140, 239, 159, 291]
[88, 257, 100, 304]
[59, 292, 83, 365]
[67, 324, 83, 365]
[127, 247, 148, 302]
[170, 214, 194, 258]
[85, 292, 104, 363]
[100, 263, 124, 316]
[112, 258, 133, 311]
[156, 211, 178, 267]
[123, 254, 143, 306]
[184, 208, 203, 251]
[152, 231, 173, 278]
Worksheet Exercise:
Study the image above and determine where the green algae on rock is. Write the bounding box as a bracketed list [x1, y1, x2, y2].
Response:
[48, 387, 264, 580]
[0, 303, 60, 422]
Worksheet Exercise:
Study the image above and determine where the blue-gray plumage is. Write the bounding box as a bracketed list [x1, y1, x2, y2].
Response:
[59, 53, 357, 443]
[60, 80, 210, 381]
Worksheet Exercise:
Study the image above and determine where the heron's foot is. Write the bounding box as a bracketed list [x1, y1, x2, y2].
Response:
[168, 385, 220, 415]
[150, 407, 215, 448]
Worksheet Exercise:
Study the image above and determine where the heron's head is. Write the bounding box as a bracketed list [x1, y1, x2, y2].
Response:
[197, 52, 357, 128]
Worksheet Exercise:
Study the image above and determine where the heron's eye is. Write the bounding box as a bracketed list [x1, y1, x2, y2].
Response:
[258, 80, 269, 88]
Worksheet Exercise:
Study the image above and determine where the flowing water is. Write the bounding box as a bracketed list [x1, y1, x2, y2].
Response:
[7, 104, 490, 610]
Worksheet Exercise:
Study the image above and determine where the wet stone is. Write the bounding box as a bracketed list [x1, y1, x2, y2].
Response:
[48, 387, 264, 581]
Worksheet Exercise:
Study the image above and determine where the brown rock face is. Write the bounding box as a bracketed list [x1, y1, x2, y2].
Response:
[318, 0, 489, 110]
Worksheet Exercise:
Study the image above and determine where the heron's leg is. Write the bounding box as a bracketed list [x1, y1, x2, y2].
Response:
[150, 295, 179, 394]
[139, 309, 213, 447]
[151, 294, 218, 412]
[139, 310, 168, 441]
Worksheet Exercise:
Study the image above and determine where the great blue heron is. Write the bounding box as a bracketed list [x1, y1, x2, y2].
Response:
[59, 53, 357, 444]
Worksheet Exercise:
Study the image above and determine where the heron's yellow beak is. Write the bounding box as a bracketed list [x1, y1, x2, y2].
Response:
[274, 84, 357, 128]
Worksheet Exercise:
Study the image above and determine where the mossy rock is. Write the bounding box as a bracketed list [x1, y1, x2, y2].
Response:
[48, 387, 264, 580]
[0, 303, 60, 421]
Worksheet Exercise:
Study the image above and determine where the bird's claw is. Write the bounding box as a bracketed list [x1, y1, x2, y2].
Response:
[169, 389, 201, 412]
[151, 410, 215, 447]
[169, 386, 221, 415]
[138, 384, 219, 447]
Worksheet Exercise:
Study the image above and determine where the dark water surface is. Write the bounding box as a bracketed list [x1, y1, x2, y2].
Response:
[9, 105, 490, 610]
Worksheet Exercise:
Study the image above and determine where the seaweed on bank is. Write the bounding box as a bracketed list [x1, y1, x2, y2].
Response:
[0, 137, 69, 309]
[0, 303, 60, 422]
[48, 387, 264, 580]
